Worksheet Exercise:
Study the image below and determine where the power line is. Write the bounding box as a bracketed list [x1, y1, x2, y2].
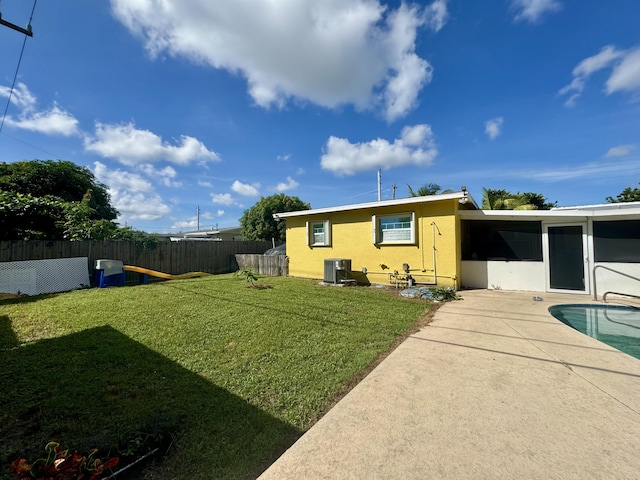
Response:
[0, 129, 61, 158]
[0, 0, 38, 134]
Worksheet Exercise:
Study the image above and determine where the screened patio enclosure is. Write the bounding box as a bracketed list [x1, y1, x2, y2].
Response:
[459, 203, 640, 297]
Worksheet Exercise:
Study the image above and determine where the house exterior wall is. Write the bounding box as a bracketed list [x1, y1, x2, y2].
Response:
[593, 263, 640, 299]
[461, 261, 546, 292]
[461, 260, 640, 297]
[284, 199, 461, 288]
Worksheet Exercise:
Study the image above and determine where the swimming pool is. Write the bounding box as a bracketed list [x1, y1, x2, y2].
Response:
[548, 304, 640, 360]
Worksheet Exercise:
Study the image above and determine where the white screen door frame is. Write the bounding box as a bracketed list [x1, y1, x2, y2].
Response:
[543, 222, 590, 294]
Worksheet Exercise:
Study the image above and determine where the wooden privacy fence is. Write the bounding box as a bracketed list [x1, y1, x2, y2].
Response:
[0, 240, 272, 276]
[235, 254, 288, 277]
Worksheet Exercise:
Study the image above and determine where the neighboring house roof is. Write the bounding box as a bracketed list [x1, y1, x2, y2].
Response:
[167, 226, 243, 242]
[273, 190, 478, 220]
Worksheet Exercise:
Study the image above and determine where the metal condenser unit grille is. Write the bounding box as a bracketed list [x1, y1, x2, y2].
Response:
[324, 258, 351, 283]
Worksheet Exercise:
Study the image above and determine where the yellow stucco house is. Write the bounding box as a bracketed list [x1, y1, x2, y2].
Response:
[273, 190, 478, 288]
[275, 194, 640, 298]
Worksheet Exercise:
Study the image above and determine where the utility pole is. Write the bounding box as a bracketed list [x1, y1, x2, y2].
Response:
[392, 183, 397, 199]
[0, 12, 33, 37]
[377, 169, 382, 201]
[196, 206, 200, 231]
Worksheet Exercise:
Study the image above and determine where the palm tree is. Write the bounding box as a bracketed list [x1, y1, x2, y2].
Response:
[407, 183, 452, 197]
[481, 188, 555, 210]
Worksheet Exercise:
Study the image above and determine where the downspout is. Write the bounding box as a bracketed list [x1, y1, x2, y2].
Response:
[420, 204, 426, 271]
[378, 217, 458, 287]
[404, 220, 440, 286]
[419, 204, 437, 284]
[431, 221, 440, 283]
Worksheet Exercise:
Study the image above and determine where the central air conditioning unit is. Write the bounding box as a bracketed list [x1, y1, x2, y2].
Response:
[324, 258, 352, 284]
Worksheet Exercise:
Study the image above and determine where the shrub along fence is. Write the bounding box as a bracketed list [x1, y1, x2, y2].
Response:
[0, 240, 272, 277]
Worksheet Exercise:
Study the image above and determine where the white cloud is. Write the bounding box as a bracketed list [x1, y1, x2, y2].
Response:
[275, 176, 299, 192]
[436, 157, 640, 187]
[93, 161, 154, 193]
[484, 117, 504, 140]
[198, 180, 212, 187]
[110, 0, 448, 122]
[0, 82, 79, 136]
[171, 218, 198, 230]
[558, 45, 640, 107]
[216, 209, 225, 216]
[424, 0, 449, 33]
[511, 0, 561, 23]
[84, 122, 220, 166]
[112, 191, 172, 220]
[277, 154, 291, 161]
[606, 47, 640, 95]
[0, 82, 36, 109]
[5, 105, 80, 137]
[231, 180, 260, 196]
[93, 161, 171, 221]
[170, 210, 219, 230]
[529, 158, 640, 182]
[320, 124, 437, 176]
[605, 144, 636, 158]
[139, 163, 183, 187]
[210, 193, 237, 206]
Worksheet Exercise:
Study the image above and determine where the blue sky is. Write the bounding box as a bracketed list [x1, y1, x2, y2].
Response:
[1, 0, 639, 233]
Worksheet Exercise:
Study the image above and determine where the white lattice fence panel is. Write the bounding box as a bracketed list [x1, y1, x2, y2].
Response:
[0, 257, 90, 296]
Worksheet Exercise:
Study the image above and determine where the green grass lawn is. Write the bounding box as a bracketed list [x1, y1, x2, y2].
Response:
[0, 275, 431, 479]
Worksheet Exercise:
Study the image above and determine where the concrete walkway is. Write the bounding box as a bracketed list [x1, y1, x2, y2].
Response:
[259, 290, 640, 479]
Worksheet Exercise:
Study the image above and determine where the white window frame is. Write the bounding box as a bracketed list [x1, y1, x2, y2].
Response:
[306, 220, 331, 247]
[372, 212, 416, 245]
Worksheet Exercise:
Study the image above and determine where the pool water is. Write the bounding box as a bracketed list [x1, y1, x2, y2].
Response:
[548, 304, 640, 360]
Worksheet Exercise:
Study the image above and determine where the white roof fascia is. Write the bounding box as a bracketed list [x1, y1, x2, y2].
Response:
[552, 201, 640, 211]
[460, 207, 640, 221]
[273, 191, 477, 220]
[459, 210, 583, 221]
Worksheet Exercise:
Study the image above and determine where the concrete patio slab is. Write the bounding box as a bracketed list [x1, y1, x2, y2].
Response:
[259, 290, 640, 480]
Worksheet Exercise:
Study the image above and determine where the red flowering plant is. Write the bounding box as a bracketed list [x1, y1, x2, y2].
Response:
[9, 442, 119, 480]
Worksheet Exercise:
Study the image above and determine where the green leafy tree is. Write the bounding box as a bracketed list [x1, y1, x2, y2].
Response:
[62, 191, 119, 240]
[0, 159, 156, 244]
[0, 191, 67, 240]
[0, 160, 117, 220]
[606, 184, 640, 203]
[110, 226, 159, 250]
[1, 188, 159, 243]
[0, 159, 121, 240]
[240, 194, 310, 242]
[407, 183, 453, 197]
[482, 188, 556, 210]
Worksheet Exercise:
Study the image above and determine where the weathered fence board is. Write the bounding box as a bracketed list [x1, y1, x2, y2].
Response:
[235, 254, 288, 276]
[0, 240, 272, 276]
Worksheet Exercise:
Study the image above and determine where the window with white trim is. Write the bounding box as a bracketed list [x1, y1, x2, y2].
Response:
[306, 220, 331, 246]
[372, 213, 415, 245]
